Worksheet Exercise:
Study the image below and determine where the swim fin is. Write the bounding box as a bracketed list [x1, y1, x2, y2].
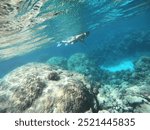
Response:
[57, 42, 62, 47]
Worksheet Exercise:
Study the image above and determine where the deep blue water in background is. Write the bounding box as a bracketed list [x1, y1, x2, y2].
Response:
[0, 0, 150, 78]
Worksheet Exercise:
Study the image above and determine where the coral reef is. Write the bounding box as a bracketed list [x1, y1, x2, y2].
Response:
[67, 53, 92, 74]
[46, 56, 68, 69]
[0, 63, 96, 113]
[97, 83, 150, 113]
[0, 56, 149, 113]
[46, 53, 101, 82]
[67, 53, 101, 82]
[100, 56, 150, 85]
[97, 56, 150, 113]
[131, 56, 150, 84]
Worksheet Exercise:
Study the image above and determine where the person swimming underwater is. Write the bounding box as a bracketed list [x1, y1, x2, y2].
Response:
[57, 31, 90, 47]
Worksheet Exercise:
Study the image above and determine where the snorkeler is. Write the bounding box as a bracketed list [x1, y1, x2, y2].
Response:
[57, 31, 90, 47]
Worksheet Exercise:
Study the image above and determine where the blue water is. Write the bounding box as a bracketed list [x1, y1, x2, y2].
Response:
[0, 0, 150, 78]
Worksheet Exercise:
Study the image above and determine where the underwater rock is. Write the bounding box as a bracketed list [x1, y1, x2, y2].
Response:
[48, 71, 60, 81]
[96, 80, 150, 113]
[46, 56, 68, 69]
[134, 104, 150, 113]
[123, 84, 150, 109]
[27, 80, 94, 113]
[134, 56, 150, 76]
[124, 96, 146, 106]
[97, 85, 126, 113]
[67, 53, 101, 82]
[100, 70, 132, 85]
[130, 56, 150, 84]
[67, 53, 91, 74]
[0, 63, 96, 113]
[135, 56, 150, 70]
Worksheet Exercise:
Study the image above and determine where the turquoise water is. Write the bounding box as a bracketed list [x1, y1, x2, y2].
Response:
[100, 60, 134, 72]
[0, 0, 150, 113]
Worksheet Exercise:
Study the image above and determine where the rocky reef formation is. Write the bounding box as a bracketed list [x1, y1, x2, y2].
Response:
[97, 56, 150, 113]
[0, 56, 150, 113]
[45, 55, 150, 112]
[97, 83, 150, 113]
[132, 56, 150, 84]
[67, 53, 90, 74]
[46, 53, 101, 82]
[67, 53, 101, 81]
[0, 63, 97, 113]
